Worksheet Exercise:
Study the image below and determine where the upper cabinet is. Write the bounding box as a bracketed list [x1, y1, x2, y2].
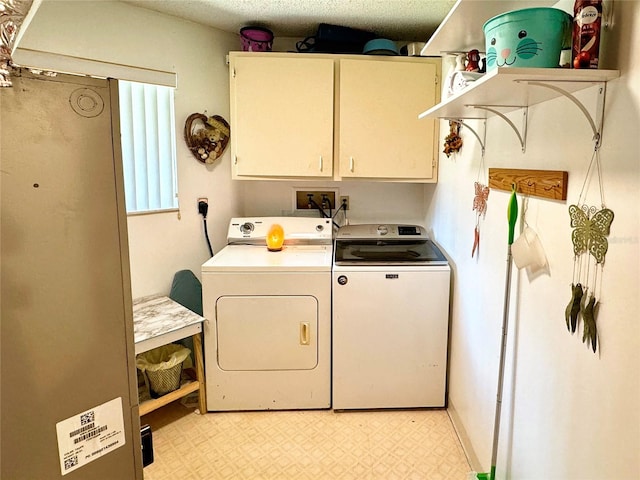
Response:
[228, 52, 441, 182]
[338, 58, 439, 180]
[230, 55, 334, 178]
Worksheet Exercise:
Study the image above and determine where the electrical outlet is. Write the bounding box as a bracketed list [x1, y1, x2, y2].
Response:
[339, 196, 350, 210]
[295, 191, 336, 210]
[197, 197, 208, 216]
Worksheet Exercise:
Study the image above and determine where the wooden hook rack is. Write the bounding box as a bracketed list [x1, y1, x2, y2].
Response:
[488, 168, 568, 201]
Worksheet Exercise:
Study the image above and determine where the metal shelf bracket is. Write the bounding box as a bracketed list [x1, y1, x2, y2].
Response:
[468, 105, 528, 153]
[519, 80, 607, 149]
[443, 118, 486, 155]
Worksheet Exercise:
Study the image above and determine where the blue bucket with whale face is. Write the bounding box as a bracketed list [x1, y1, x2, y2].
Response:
[483, 7, 572, 71]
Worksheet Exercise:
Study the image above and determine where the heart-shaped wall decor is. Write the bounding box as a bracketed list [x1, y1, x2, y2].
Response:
[184, 113, 230, 164]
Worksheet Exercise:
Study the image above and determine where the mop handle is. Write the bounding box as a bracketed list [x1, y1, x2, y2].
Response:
[490, 246, 514, 479]
[489, 186, 518, 480]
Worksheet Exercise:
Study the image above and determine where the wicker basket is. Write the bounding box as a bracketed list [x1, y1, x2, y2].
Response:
[136, 344, 190, 398]
[146, 363, 183, 398]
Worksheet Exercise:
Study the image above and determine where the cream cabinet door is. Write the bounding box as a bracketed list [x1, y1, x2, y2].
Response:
[230, 55, 334, 178]
[338, 59, 439, 180]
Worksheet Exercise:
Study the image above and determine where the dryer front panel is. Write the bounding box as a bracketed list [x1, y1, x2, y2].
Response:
[216, 295, 318, 371]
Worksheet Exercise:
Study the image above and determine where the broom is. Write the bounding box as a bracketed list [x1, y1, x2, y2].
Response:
[476, 185, 518, 480]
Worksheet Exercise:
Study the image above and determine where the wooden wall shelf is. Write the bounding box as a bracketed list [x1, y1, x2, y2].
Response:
[489, 168, 568, 201]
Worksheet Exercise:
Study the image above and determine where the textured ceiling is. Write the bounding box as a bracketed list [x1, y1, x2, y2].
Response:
[122, 0, 457, 42]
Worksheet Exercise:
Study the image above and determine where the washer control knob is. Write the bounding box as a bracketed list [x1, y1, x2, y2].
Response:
[240, 222, 254, 234]
[337, 275, 348, 286]
[377, 225, 389, 235]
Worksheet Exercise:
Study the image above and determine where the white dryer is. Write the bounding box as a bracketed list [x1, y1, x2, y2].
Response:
[202, 217, 333, 411]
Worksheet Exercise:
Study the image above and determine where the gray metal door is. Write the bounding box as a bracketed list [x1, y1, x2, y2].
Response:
[1, 70, 142, 479]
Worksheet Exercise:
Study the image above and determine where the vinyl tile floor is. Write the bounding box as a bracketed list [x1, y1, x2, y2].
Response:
[141, 400, 471, 480]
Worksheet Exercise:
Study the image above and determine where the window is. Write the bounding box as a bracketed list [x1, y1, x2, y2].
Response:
[119, 80, 178, 214]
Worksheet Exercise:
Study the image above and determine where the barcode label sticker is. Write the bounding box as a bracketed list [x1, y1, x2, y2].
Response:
[56, 397, 126, 475]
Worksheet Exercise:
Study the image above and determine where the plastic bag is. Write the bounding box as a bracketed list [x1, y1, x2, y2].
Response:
[137, 344, 191, 397]
[136, 344, 190, 372]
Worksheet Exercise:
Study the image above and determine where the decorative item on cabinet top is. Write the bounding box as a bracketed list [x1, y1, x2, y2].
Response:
[184, 113, 230, 164]
[240, 26, 273, 52]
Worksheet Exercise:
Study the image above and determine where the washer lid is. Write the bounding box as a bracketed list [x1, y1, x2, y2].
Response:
[334, 237, 447, 266]
[202, 244, 333, 272]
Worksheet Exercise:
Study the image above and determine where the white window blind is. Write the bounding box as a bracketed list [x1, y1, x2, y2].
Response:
[119, 80, 178, 214]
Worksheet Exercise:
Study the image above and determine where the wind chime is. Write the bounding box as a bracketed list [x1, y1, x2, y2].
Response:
[472, 145, 490, 258]
[565, 143, 614, 353]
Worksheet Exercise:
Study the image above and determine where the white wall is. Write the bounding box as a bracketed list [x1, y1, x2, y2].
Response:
[237, 180, 429, 225]
[18, 0, 240, 298]
[427, 2, 640, 478]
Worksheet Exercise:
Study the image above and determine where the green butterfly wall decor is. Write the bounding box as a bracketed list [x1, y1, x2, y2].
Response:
[565, 203, 614, 354]
[569, 204, 614, 264]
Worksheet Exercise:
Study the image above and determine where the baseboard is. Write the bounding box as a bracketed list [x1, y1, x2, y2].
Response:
[447, 400, 482, 472]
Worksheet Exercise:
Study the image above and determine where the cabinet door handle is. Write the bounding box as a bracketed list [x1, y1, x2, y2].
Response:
[300, 322, 310, 345]
[319, 156, 323, 172]
[349, 156, 354, 173]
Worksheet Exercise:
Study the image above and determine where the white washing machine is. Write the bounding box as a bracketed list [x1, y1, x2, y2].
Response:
[332, 224, 451, 410]
[202, 217, 333, 411]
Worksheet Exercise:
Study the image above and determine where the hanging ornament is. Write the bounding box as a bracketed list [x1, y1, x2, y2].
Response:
[443, 121, 463, 157]
[184, 112, 230, 164]
[471, 143, 490, 258]
[564, 147, 614, 353]
[564, 282, 584, 334]
[472, 182, 490, 257]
